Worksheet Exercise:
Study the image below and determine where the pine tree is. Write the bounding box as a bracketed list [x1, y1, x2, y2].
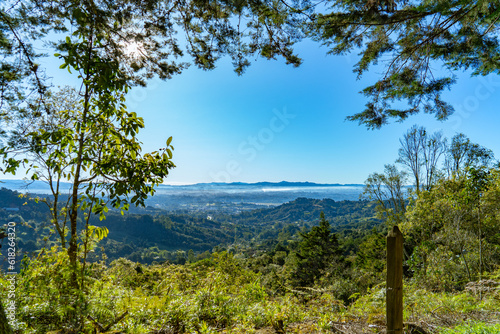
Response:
[291, 212, 343, 287]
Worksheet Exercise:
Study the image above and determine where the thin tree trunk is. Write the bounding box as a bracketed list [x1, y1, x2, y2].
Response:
[478, 205, 482, 300]
[461, 250, 472, 282]
[67, 35, 92, 285]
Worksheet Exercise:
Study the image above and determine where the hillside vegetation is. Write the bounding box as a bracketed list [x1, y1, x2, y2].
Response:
[0, 188, 380, 265]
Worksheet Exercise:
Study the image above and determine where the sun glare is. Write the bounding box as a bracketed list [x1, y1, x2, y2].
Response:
[122, 40, 145, 59]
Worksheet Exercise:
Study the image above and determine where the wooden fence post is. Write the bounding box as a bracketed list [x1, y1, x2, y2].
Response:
[387, 225, 403, 334]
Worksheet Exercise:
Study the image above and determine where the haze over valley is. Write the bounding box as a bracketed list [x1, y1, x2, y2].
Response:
[0, 180, 365, 214]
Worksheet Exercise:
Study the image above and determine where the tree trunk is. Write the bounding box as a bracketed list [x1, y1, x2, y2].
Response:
[478, 206, 483, 300]
[67, 55, 91, 287]
[0, 299, 13, 334]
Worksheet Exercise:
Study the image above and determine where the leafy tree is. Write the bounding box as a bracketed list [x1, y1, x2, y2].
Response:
[311, 0, 500, 128]
[403, 185, 447, 280]
[362, 164, 408, 225]
[354, 231, 386, 274]
[290, 212, 342, 288]
[5, 87, 80, 249]
[403, 169, 500, 290]
[445, 133, 495, 176]
[0, 2, 177, 329]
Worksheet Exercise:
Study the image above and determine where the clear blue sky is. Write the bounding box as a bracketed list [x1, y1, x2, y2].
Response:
[11, 40, 500, 185]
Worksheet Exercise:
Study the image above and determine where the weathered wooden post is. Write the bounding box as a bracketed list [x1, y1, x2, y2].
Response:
[387, 225, 403, 334]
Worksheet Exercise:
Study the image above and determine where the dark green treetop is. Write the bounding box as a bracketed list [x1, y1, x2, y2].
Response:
[291, 212, 343, 287]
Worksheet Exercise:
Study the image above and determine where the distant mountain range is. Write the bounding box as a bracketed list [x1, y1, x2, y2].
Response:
[190, 181, 363, 187]
[0, 179, 364, 193]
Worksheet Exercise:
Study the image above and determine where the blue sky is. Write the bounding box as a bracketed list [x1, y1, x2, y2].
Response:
[125, 40, 500, 184]
[8, 40, 500, 185]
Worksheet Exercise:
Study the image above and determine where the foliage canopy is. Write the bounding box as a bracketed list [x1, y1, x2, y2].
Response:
[291, 212, 343, 288]
[0, 0, 304, 115]
[5, 0, 500, 128]
[312, 0, 500, 128]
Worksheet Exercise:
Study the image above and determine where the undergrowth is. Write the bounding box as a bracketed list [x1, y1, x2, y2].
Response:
[1, 251, 499, 333]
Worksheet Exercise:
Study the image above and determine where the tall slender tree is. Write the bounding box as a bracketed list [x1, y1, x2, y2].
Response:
[0, 4, 177, 329]
[397, 125, 446, 193]
[397, 126, 426, 194]
[363, 164, 408, 226]
[422, 131, 447, 191]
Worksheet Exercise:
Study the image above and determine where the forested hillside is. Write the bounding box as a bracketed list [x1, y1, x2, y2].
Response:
[217, 197, 378, 227]
[2, 184, 500, 333]
[0, 188, 380, 265]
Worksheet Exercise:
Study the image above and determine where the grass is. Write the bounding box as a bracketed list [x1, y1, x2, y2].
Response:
[440, 323, 500, 334]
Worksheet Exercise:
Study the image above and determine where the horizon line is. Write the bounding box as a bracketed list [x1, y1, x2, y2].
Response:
[1, 178, 365, 187]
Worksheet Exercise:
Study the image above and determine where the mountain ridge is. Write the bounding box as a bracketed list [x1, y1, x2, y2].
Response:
[186, 181, 364, 187]
[1, 179, 364, 190]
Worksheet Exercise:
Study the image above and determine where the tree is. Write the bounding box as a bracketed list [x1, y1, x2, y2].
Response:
[422, 131, 447, 191]
[445, 133, 495, 176]
[290, 212, 342, 288]
[397, 125, 446, 193]
[354, 231, 386, 273]
[362, 164, 408, 225]
[311, 0, 500, 128]
[397, 126, 425, 194]
[6, 87, 80, 249]
[403, 169, 500, 290]
[1, 4, 176, 328]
